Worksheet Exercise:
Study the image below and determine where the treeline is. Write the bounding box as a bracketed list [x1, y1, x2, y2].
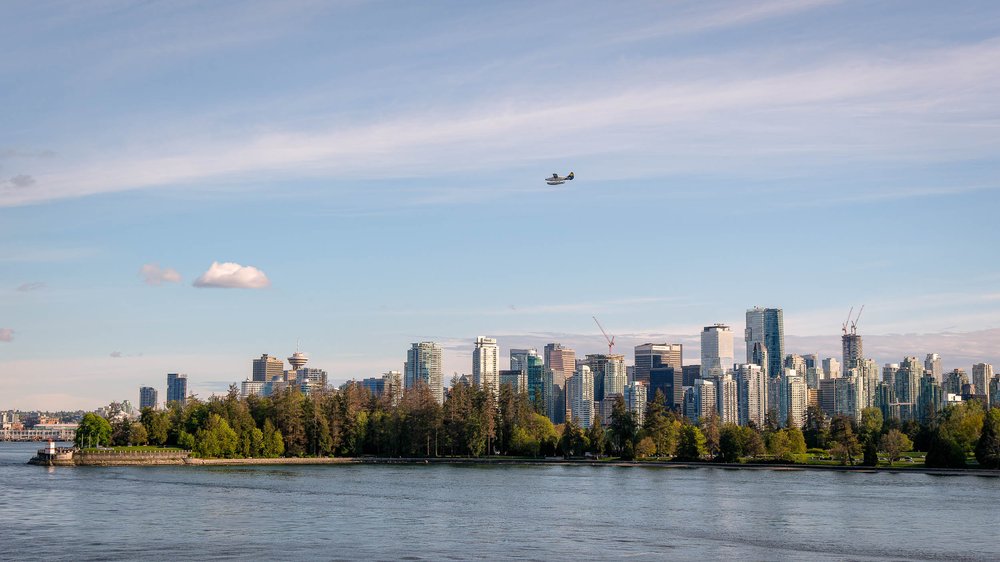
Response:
[74, 382, 1000, 468]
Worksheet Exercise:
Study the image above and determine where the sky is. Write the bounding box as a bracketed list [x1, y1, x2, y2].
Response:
[2, 0, 1000, 410]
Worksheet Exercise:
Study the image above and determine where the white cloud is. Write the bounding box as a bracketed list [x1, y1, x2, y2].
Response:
[193, 261, 270, 289]
[139, 263, 182, 285]
[0, 328, 13, 342]
[15, 282, 46, 292]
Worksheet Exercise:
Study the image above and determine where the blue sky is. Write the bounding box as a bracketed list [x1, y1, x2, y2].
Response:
[2, 0, 1000, 409]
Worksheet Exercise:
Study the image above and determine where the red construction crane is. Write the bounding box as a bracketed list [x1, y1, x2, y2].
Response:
[593, 316, 615, 356]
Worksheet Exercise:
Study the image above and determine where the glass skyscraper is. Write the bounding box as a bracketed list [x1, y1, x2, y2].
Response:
[745, 307, 784, 379]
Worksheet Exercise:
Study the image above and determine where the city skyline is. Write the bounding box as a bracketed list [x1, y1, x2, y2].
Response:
[3, 1, 1000, 409]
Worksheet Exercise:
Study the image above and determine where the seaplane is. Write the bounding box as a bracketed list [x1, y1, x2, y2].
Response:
[545, 172, 574, 186]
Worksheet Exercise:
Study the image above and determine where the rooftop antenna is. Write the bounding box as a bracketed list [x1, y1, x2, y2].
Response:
[593, 316, 615, 356]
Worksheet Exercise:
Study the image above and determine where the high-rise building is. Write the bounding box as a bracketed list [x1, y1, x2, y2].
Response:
[297, 368, 328, 395]
[785, 372, 807, 428]
[567, 365, 595, 428]
[822, 357, 841, 379]
[383, 371, 403, 405]
[990, 377, 1000, 409]
[139, 386, 157, 410]
[785, 354, 807, 379]
[586, 354, 624, 402]
[603, 361, 628, 401]
[240, 379, 267, 398]
[510, 348, 539, 372]
[405, 342, 443, 404]
[252, 354, 285, 382]
[473, 336, 500, 397]
[924, 353, 943, 383]
[883, 363, 899, 386]
[944, 368, 969, 396]
[736, 364, 766, 427]
[499, 369, 527, 393]
[166, 373, 187, 405]
[842, 333, 863, 370]
[918, 375, 944, 423]
[714, 373, 738, 425]
[624, 381, 647, 426]
[745, 307, 784, 381]
[972, 363, 994, 403]
[682, 365, 701, 387]
[543, 343, 576, 387]
[525, 353, 545, 412]
[634, 343, 682, 385]
[701, 324, 734, 378]
[802, 354, 819, 370]
[649, 364, 680, 410]
[544, 343, 575, 424]
[686, 378, 716, 424]
[895, 357, 923, 419]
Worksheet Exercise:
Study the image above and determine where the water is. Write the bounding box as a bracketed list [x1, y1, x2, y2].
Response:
[2, 442, 999, 561]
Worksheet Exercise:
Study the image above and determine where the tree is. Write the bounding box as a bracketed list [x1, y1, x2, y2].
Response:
[140, 408, 170, 446]
[803, 405, 828, 449]
[975, 409, 1000, 469]
[880, 429, 913, 465]
[674, 425, 707, 461]
[699, 411, 721, 458]
[642, 393, 679, 457]
[635, 436, 656, 459]
[608, 396, 638, 457]
[130, 422, 148, 446]
[786, 427, 807, 456]
[938, 401, 985, 454]
[194, 414, 239, 458]
[74, 413, 112, 448]
[586, 420, 606, 457]
[767, 430, 792, 461]
[261, 419, 285, 458]
[828, 415, 861, 466]
[925, 434, 966, 468]
[859, 408, 884, 441]
[718, 424, 747, 463]
[559, 418, 588, 458]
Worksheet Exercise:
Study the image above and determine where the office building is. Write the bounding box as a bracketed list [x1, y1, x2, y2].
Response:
[499, 369, 527, 393]
[405, 342, 444, 404]
[544, 343, 575, 423]
[785, 354, 806, 380]
[634, 343, 682, 385]
[297, 368, 328, 395]
[166, 373, 187, 405]
[649, 364, 681, 410]
[510, 348, 539, 372]
[383, 371, 403, 405]
[252, 354, 285, 382]
[736, 364, 766, 428]
[473, 336, 500, 396]
[973, 363, 994, 403]
[823, 357, 841, 379]
[944, 368, 969, 396]
[139, 386, 157, 410]
[682, 364, 701, 387]
[745, 307, 784, 381]
[701, 324, 734, 378]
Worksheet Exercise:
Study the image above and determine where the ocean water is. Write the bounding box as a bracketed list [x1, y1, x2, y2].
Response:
[1, 441, 998, 561]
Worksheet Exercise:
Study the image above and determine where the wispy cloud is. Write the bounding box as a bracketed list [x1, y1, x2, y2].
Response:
[139, 263, 182, 286]
[0, 328, 13, 342]
[193, 261, 270, 289]
[3, 37, 999, 207]
[15, 282, 46, 292]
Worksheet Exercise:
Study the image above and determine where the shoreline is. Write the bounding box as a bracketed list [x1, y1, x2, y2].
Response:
[31, 451, 1000, 476]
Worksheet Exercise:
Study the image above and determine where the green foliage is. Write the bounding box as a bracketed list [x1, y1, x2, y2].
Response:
[803, 405, 828, 449]
[642, 395, 680, 457]
[586, 420, 606, 457]
[261, 419, 285, 458]
[937, 401, 984, 454]
[699, 411, 721, 458]
[859, 408, 884, 440]
[74, 413, 112, 448]
[130, 422, 148, 446]
[608, 396, 638, 457]
[925, 434, 967, 468]
[828, 415, 861, 466]
[675, 425, 707, 461]
[140, 408, 170, 446]
[718, 424, 747, 463]
[880, 429, 913, 464]
[559, 418, 589, 458]
[975, 409, 1000, 469]
[194, 414, 239, 458]
[177, 430, 196, 451]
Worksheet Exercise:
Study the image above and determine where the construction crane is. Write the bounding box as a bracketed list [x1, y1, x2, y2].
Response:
[593, 316, 615, 355]
[850, 304, 865, 335]
[842, 306, 854, 336]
